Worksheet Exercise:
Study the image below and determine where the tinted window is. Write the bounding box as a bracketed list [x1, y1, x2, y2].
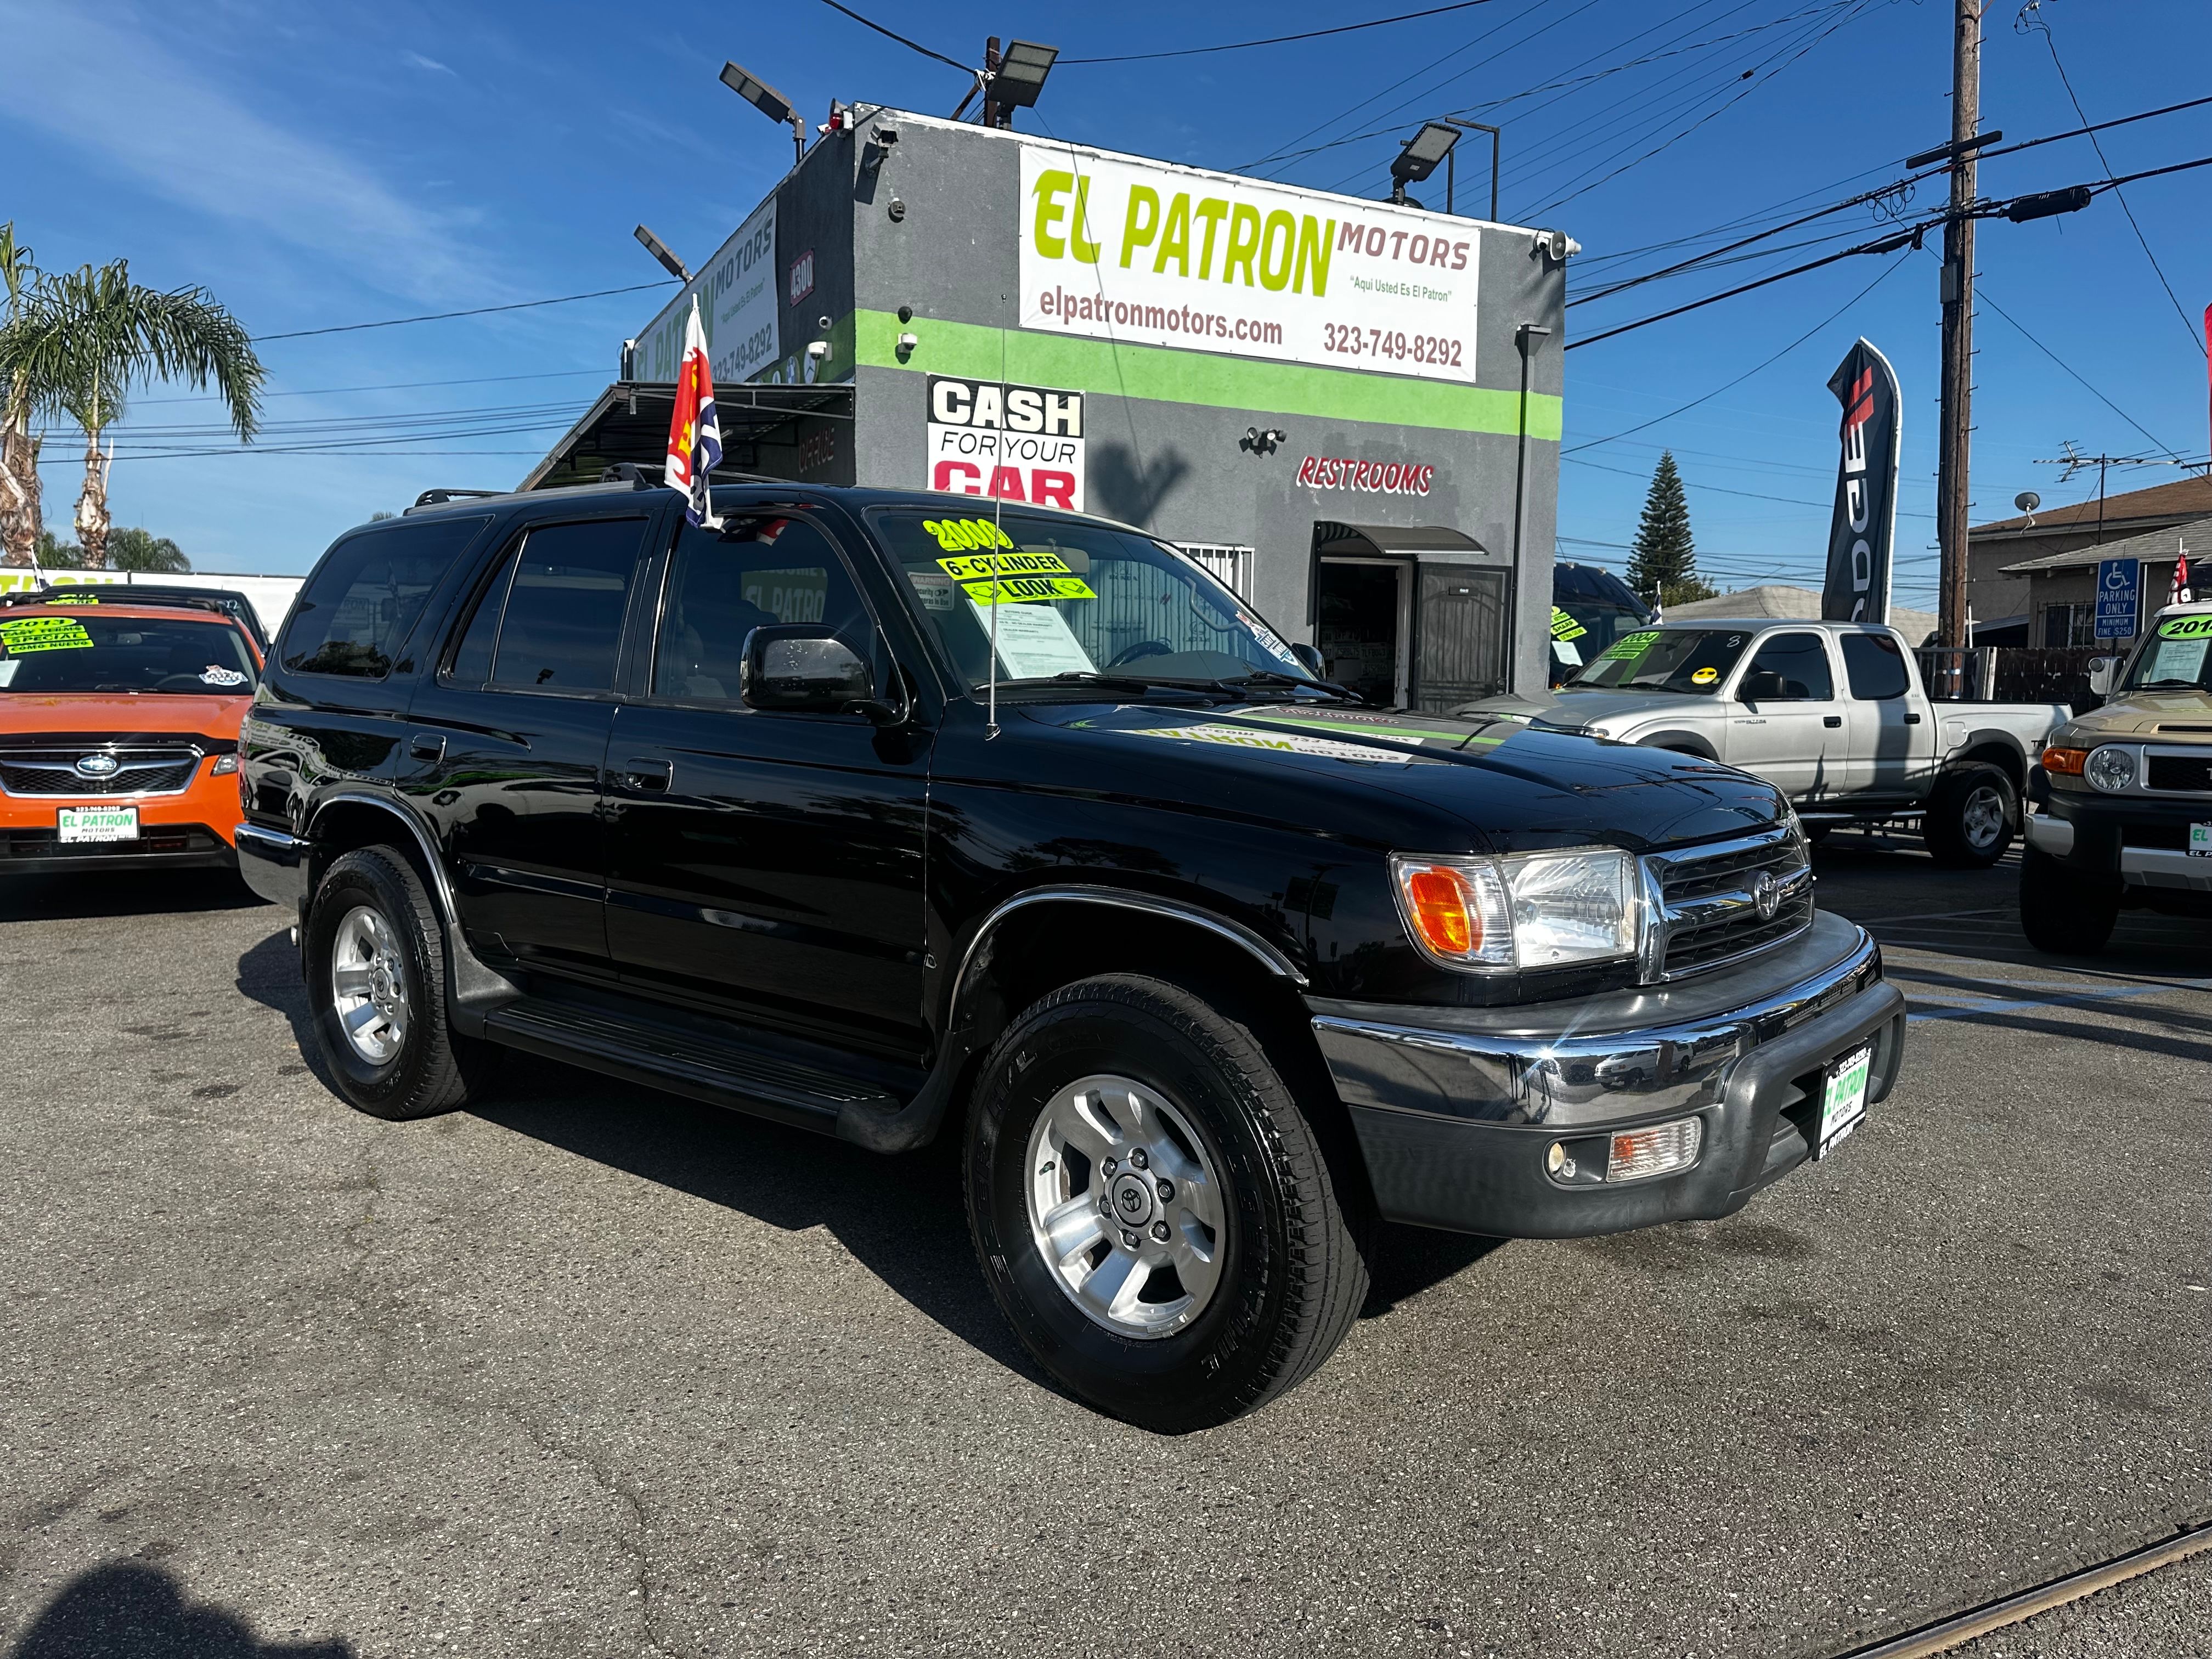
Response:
[281, 517, 487, 678]
[654, 517, 871, 702]
[1741, 633, 1835, 700]
[1841, 631, 1911, 698]
[483, 518, 646, 695]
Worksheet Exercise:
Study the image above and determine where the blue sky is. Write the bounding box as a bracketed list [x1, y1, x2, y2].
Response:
[4, 0, 2207, 608]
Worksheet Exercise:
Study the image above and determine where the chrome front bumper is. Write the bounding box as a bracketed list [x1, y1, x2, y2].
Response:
[1309, 911, 1906, 1236]
[233, 821, 310, 913]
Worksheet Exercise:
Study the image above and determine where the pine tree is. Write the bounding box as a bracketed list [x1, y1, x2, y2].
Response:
[1626, 450, 1714, 608]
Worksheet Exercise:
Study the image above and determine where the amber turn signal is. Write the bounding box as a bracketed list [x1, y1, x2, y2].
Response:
[2041, 746, 2087, 776]
[1401, 866, 1479, 957]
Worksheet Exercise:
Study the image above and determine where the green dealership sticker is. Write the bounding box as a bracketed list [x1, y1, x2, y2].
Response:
[0, 617, 94, 653]
[1549, 606, 1587, 643]
[1598, 629, 1659, 662]
[2155, 613, 2212, 640]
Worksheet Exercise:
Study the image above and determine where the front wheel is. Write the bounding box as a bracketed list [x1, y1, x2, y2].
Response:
[965, 974, 1369, 1433]
[304, 847, 495, 1120]
[2018, 845, 2119, 955]
[1924, 765, 2016, 868]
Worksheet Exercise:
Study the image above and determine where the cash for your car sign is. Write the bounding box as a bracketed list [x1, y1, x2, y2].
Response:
[1019, 144, 1481, 381]
[2095, 557, 2141, 640]
[926, 375, 1086, 509]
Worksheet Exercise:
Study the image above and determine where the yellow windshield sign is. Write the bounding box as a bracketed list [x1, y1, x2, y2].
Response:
[938, 550, 1073, 582]
[2155, 613, 2212, 640]
[960, 575, 1096, 606]
[0, 617, 94, 653]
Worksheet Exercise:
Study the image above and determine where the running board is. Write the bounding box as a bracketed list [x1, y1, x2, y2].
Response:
[486, 998, 900, 1133]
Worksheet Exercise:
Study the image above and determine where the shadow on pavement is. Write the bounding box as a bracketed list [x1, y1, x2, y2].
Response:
[8, 1561, 349, 1657]
[0, 868, 267, 923]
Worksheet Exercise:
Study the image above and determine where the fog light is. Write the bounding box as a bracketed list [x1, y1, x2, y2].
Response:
[1606, 1118, 1702, 1183]
[1545, 1142, 1577, 1180]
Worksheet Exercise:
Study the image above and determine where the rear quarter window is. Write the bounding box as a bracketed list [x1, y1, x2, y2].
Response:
[1840, 631, 1911, 699]
[280, 516, 490, 679]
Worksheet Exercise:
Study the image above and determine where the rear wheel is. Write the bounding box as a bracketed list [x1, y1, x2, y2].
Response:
[304, 847, 495, 1119]
[964, 974, 1368, 1433]
[1924, 765, 2016, 868]
[2018, 845, 2119, 956]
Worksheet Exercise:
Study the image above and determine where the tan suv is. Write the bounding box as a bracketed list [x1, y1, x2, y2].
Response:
[2021, 602, 2212, 952]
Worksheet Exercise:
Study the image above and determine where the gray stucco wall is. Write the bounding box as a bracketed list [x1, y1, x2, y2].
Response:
[771, 109, 1566, 697]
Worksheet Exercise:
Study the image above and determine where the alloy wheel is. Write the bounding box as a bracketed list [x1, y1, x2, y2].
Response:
[330, 904, 410, 1064]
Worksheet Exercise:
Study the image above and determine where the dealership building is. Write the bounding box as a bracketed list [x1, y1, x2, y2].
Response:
[527, 107, 1571, 704]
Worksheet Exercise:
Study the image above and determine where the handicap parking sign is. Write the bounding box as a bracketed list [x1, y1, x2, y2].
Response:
[2094, 557, 2140, 640]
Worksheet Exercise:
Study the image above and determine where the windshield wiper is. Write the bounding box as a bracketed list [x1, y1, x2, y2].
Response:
[1206, 668, 1360, 701]
[2134, 678, 2207, 690]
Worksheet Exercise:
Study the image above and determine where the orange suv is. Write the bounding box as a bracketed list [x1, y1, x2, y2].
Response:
[0, 590, 264, 874]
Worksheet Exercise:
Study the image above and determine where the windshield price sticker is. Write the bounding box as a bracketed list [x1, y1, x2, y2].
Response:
[1599, 630, 1658, 663]
[1237, 611, 1304, 669]
[1549, 607, 1587, 643]
[938, 550, 1073, 582]
[2156, 614, 2212, 640]
[961, 574, 1097, 606]
[922, 517, 1015, 552]
[0, 617, 94, 654]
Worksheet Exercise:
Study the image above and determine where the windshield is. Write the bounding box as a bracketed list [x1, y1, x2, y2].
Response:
[876, 510, 1316, 689]
[0, 613, 259, 696]
[2120, 613, 2212, 693]
[1561, 627, 1752, 694]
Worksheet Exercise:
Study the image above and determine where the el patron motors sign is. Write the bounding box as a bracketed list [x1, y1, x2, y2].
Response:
[630, 198, 778, 387]
[926, 375, 1085, 510]
[1019, 144, 1481, 382]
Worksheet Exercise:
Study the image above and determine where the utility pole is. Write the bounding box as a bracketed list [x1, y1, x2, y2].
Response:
[1936, 0, 1983, 663]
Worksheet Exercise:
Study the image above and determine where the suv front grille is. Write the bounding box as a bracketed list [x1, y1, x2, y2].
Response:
[0, 747, 201, 798]
[2145, 752, 2212, 793]
[1641, 825, 1814, 982]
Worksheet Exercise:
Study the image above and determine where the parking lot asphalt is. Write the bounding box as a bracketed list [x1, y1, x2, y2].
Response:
[1, 834, 2205, 1659]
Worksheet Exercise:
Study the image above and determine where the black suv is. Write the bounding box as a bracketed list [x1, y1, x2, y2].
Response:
[236, 479, 1906, 1430]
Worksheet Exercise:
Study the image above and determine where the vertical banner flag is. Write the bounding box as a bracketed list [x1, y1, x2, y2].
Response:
[1821, 338, 1902, 624]
[665, 297, 723, 529]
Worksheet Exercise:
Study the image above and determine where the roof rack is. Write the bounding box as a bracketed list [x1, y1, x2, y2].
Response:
[0, 586, 228, 619]
[406, 487, 507, 513]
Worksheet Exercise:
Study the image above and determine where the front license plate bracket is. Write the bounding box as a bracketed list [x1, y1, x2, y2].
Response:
[1815, 1041, 1874, 1158]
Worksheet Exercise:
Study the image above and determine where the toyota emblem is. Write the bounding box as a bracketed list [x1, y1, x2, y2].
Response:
[1753, 870, 1781, 922]
[74, 753, 120, 780]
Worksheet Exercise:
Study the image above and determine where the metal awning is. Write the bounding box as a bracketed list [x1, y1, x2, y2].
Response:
[517, 381, 856, 491]
[1313, 522, 1490, 558]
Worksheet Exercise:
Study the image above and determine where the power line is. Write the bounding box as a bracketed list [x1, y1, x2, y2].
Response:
[132, 369, 608, 407]
[2017, 3, 2205, 356]
[1971, 275, 2191, 465]
[251, 281, 677, 342]
[1564, 252, 1910, 453]
[812, 1, 975, 73]
[1065, 1, 1499, 64]
[1569, 228, 1913, 349]
[1564, 453, 1937, 516]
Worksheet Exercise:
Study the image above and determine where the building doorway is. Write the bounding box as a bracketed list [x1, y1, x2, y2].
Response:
[1310, 521, 1509, 709]
[1314, 558, 1409, 704]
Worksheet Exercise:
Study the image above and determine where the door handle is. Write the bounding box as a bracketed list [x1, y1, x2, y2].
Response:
[1822, 715, 1842, 728]
[409, 733, 445, 762]
[620, 758, 673, 792]
[1904, 712, 1922, 725]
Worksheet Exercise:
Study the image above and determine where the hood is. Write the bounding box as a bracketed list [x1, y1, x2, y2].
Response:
[1028, 699, 1784, 855]
[2056, 689, 2212, 743]
[1452, 686, 1717, 733]
[0, 692, 249, 748]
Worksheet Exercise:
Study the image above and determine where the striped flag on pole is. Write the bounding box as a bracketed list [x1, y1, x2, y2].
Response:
[665, 296, 723, 529]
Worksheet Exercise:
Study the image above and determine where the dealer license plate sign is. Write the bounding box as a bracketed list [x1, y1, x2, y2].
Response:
[2190, 822, 2211, 858]
[58, 806, 138, 844]
[1816, 1043, 1873, 1158]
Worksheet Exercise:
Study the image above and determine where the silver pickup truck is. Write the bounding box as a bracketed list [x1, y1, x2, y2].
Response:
[1462, 619, 2069, 867]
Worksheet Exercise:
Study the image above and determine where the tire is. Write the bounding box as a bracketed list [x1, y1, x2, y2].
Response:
[2018, 845, 2119, 956]
[964, 974, 1369, 1433]
[1923, 764, 2016, 868]
[304, 847, 495, 1120]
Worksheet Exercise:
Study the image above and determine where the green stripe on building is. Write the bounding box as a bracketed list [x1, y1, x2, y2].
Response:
[845, 309, 1562, 441]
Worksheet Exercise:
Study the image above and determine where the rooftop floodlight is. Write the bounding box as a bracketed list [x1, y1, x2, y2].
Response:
[633, 224, 692, 284]
[721, 60, 808, 165]
[991, 40, 1058, 109]
[1390, 121, 1462, 203]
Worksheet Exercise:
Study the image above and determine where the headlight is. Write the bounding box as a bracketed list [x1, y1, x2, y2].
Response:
[211, 754, 240, 776]
[2084, 745, 2135, 793]
[1391, 848, 1638, 972]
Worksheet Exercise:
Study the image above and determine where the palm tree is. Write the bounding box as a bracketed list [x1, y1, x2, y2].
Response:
[2, 260, 262, 568]
[0, 223, 42, 569]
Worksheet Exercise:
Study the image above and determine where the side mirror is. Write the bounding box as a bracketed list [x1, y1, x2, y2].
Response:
[2086, 657, 2116, 697]
[741, 625, 874, 714]
[1739, 669, 1787, 701]
[1291, 642, 1325, 677]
